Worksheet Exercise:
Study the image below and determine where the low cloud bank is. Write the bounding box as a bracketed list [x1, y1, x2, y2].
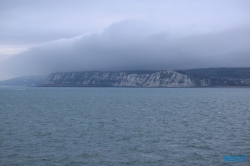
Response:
[1, 20, 250, 80]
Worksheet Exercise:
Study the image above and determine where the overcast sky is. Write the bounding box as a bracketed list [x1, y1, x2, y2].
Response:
[0, 0, 250, 80]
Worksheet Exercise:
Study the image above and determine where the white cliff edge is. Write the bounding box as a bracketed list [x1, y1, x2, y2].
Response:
[43, 70, 210, 87]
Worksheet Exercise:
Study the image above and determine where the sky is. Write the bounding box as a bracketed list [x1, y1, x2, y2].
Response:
[0, 0, 250, 80]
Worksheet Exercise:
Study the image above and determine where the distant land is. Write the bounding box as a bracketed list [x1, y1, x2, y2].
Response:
[1, 68, 250, 87]
[0, 76, 46, 87]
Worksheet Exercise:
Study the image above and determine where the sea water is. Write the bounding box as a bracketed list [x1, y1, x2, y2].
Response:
[0, 87, 249, 165]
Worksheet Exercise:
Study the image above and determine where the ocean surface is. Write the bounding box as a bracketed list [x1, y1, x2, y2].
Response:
[0, 87, 249, 166]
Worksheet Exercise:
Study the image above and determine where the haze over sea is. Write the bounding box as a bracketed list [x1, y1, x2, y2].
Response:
[0, 87, 249, 165]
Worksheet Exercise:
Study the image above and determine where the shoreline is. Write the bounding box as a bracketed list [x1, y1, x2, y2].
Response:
[37, 85, 250, 88]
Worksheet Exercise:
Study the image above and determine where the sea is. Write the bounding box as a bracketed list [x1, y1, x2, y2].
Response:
[0, 87, 249, 166]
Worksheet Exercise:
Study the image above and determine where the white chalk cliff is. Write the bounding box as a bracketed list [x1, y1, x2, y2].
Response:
[43, 70, 210, 87]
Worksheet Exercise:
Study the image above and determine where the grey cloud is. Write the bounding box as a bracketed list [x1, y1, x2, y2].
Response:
[1, 0, 250, 46]
[1, 20, 250, 80]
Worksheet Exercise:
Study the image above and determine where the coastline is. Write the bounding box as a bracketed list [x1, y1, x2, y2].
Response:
[37, 85, 250, 88]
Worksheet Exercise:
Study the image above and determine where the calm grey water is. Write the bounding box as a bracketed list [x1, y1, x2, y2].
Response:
[0, 87, 249, 166]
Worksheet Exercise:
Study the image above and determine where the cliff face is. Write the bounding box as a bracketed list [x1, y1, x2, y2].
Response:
[42, 70, 210, 87]
[177, 68, 250, 86]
